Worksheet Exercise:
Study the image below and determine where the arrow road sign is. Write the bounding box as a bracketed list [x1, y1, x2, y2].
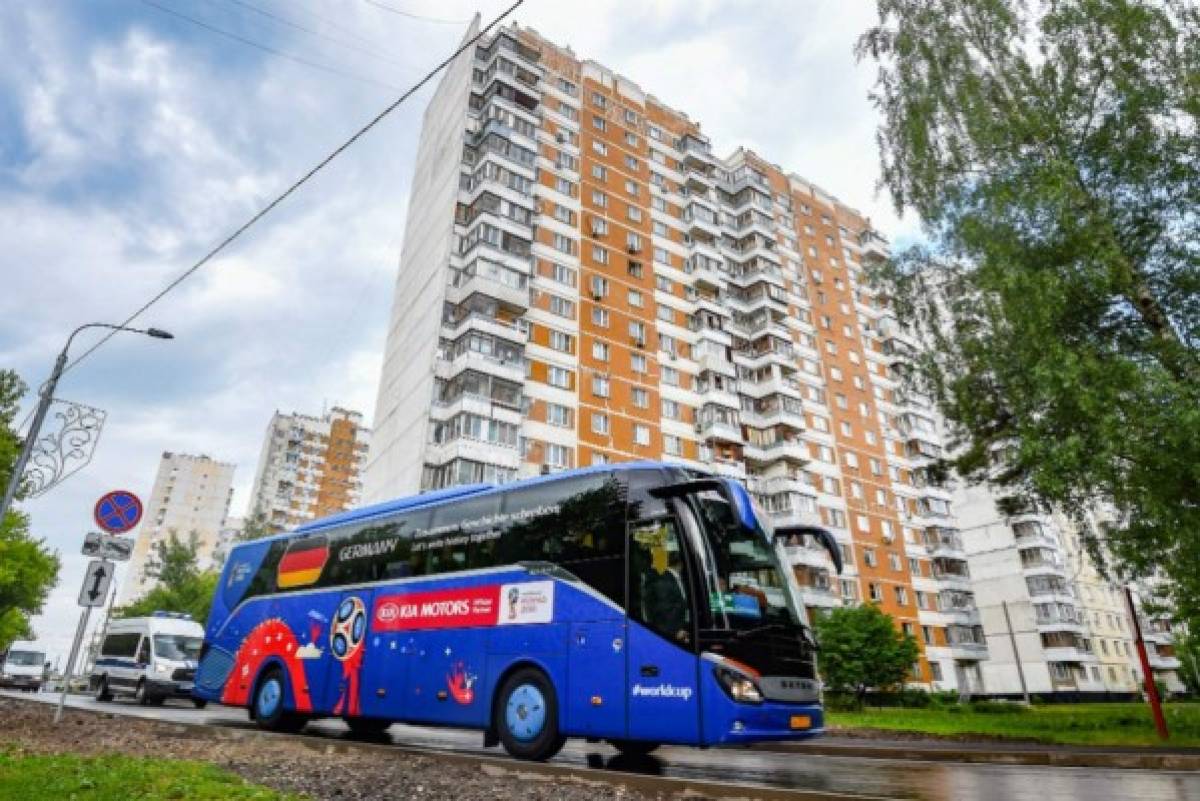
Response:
[82, 531, 133, 562]
[78, 559, 113, 607]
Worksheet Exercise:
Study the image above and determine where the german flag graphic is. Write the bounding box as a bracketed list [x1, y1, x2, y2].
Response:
[277, 534, 329, 589]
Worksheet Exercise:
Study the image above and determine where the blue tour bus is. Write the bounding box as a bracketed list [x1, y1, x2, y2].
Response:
[195, 462, 842, 760]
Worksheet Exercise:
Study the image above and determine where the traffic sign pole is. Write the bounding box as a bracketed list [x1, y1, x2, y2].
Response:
[55, 559, 114, 725]
[54, 601, 94, 724]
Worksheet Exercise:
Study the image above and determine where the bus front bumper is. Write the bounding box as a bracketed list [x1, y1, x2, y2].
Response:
[706, 701, 825, 745]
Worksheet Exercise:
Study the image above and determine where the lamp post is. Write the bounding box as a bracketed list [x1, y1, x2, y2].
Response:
[0, 323, 173, 523]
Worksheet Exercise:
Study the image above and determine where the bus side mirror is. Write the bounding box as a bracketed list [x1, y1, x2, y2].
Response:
[775, 525, 843, 575]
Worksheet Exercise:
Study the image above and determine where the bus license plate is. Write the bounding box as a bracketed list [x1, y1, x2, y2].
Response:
[789, 715, 811, 730]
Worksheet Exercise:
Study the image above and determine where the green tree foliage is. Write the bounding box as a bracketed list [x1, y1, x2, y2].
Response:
[237, 509, 276, 542]
[0, 370, 60, 651]
[858, 1, 1200, 625]
[117, 530, 218, 624]
[813, 604, 920, 704]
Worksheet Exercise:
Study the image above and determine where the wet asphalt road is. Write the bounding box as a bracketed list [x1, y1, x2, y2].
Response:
[10, 691, 1200, 800]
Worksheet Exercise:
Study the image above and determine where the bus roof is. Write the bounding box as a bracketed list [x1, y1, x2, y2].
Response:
[242, 460, 676, 549]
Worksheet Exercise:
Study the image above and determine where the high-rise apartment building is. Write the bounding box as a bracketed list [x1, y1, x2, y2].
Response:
[955, 481, 1189, 696]
[248, 407, 371, 531]
[119, 452, 235, 604]
[366, 21, 987, 689]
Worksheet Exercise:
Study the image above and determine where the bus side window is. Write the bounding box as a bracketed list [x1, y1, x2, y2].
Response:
[498, 475, 624, 605]
[136, 637, 151, 665]
[628, 519, 693, 647]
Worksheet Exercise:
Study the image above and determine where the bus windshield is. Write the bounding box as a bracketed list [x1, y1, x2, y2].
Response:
[692, 493, 802, 629]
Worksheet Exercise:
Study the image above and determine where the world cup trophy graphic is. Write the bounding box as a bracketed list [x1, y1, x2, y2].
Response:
[330, 596, 366, 716]
[507, 586, 520, 621]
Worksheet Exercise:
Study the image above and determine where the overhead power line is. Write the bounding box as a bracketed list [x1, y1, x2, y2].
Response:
[139, 0, 402, 90]
[65, 0, 523, 378]
[214, 0, 411, 69]
[360, 0, 470, 26]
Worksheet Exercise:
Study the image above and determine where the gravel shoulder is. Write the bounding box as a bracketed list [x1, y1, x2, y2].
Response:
[0, 696, 658, 801]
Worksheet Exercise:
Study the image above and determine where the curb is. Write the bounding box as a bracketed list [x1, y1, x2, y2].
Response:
[765, 741, 1200, 771]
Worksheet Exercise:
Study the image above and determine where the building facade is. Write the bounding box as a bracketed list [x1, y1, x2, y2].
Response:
[247, 407, 371, 531]
[365, 22, 987, 689]
[119, 452, 235, 604]
[954, 480, 1188, 695]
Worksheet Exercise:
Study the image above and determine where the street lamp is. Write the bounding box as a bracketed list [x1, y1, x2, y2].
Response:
[0, 322, 174, 522]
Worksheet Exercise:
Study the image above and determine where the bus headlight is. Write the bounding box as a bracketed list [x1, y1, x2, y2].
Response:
[154, 662, 170, 674]
[715, 666, 763, 704]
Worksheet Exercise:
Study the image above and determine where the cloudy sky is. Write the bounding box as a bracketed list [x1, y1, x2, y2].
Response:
[1, 0, 916, 665]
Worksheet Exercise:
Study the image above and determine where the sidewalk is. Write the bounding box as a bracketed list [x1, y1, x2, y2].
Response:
[765, 733, 1200, 770]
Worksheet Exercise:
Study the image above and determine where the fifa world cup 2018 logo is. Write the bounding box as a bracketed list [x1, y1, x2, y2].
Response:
[330, 596, 366, 716]
[507, 587, 520, 620]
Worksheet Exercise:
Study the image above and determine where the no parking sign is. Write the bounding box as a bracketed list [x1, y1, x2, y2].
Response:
[93, 489, 143, 534]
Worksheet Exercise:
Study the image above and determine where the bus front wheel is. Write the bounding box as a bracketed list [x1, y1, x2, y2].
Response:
[494, 667, 565, 761]
[253, 667, 306, 733]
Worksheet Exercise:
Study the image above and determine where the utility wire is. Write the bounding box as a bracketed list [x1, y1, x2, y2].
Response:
[213, 0, 411, 68]
[65, 0, 522, 378]
[139, 0, 402, 90]
[361, 0, 470, 26]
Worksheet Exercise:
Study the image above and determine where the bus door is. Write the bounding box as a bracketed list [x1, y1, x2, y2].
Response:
[322, 588, 377, 718]
[625, 517, 701, 743]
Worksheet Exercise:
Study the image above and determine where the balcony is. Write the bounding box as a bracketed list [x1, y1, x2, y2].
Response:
[679, 134, 718, 171]
[434, 348, 525, 385]
[684, 204, 722, 241]
[445, 263, 530, 313]
[786, 542, 833, 570]
[696, 417, 742, 444]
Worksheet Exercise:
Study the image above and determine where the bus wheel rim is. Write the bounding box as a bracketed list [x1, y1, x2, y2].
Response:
[505, 683, 546, 742]
[258, 677, 282, 717]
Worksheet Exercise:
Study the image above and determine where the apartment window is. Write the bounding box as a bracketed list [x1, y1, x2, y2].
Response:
[863, 549, 877, 568]
[546, 443, 571, 468]
[840, 579, 858, 601]
[592, 140, 608, 156]
[894, 587, 908, 606]
[557, 77, 577, 96]
[653, 247, 671, 265]
[633, 424, 651, 446]
[546, 403, 572, 428]
[631, 387, 649, 408]
[625, 179, 638, 197]
[592, 341, 610, 361]
[591, 451, 608, 465]
[590, 276, 609, 298]
[551, 233, 575, 255]
[591, 412, 610, 435]
[548, 295, 575, 318]
[627, 260, 644, 279]
[655, 275, 673, 292]
[591, 91, 607, 108]
[592, 375, 610, 397]
[554, 176, 575, 196]
[592, 190, 608, 208]
[657, 304, 673, 323]
[629, 320, 646, 342]
[547, 366, 571, 389]
[591, 307, 609, 327]
[630, 353, 647, 373]
[661, 399, 680, 419]
[549, 330, 573, 352]
[888, 552, 901, 571]
[550, 262, 576, 286]
[628, 289, 643, 308]
[663, 434, 682, 456]
[624, 154, 638, 171]
[553, 204, 575, 224]
[627, 206, 643, 223]
[869, 583, 882, 602]
[592, 164, 608, 181]
[662, 366, 680, 386]
[590, 217, 609, 236]
[627, 232, 643, 252]
[592, 245, 609, 265]
[922, 626, 934, 645]
[592, 115, 607, 132]
[625, 131, 639, 147]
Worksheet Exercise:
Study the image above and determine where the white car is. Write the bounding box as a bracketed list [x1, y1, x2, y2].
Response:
[89, 612, 206, 707]
[0, 641, 47, 692]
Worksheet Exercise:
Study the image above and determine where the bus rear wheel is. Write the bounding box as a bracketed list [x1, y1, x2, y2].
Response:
[494, 667, 565, 762]
[253, 667, 306, 733]
[609, 739, 660, 758]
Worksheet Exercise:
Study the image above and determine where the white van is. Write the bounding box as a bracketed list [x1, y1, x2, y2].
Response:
[89, 612, 206, 707]
[0, 640, 47, 692]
